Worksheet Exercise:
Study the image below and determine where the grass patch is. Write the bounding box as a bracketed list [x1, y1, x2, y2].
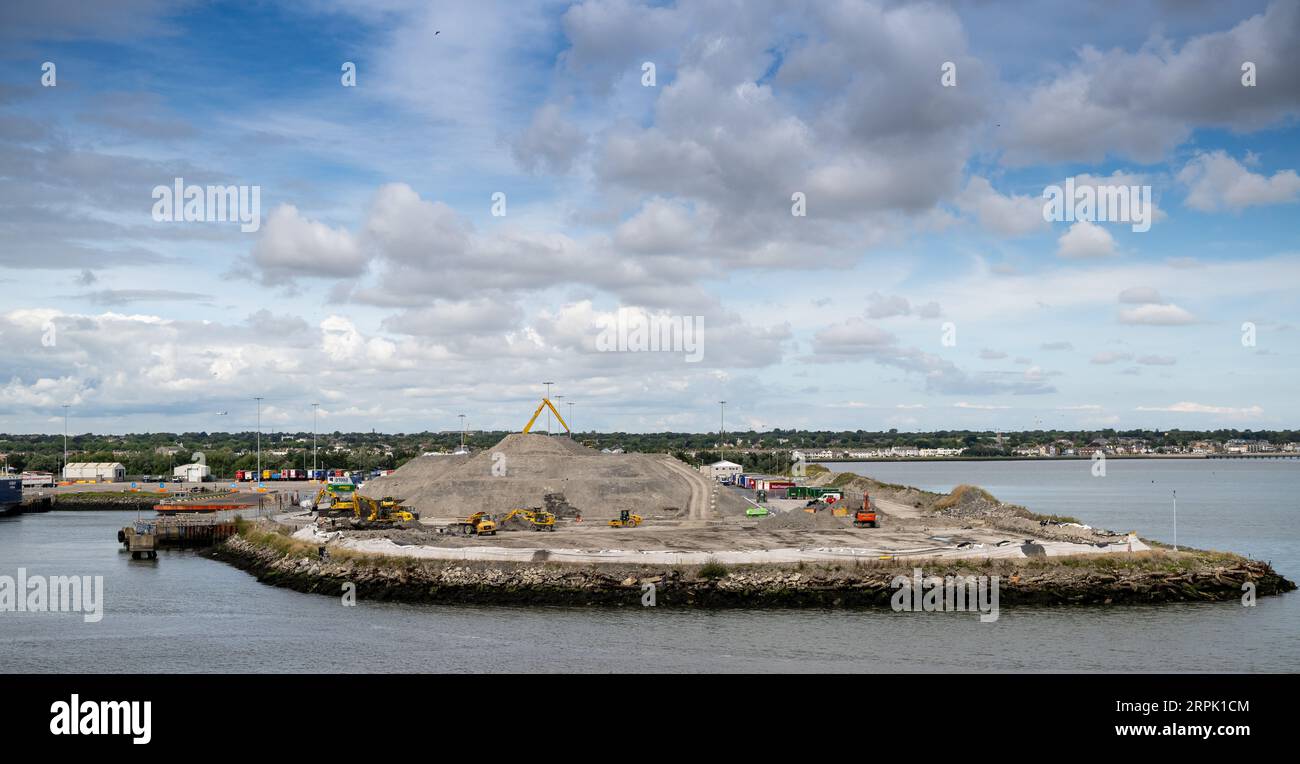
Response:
[697, 558, 729, 579]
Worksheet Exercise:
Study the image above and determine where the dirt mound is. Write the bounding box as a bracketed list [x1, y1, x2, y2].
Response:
[932, 484, 1034, 521]
[759, 509, 851, 530]
[361, 433, 695, 520]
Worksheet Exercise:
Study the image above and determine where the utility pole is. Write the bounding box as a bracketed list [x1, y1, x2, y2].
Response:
[458, 414, 466, 449]
[312, 403, 319, 480]
[255, 397, 263, 480]
[543, 381, 554, 434]
[719, 401, 726, 461]
[62, 404, 69, 481]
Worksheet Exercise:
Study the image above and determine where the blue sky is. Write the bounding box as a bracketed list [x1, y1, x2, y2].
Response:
[0, 0, 1297, 435]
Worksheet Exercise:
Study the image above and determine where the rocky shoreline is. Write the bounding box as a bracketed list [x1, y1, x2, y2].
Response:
[210, 528, 1295, 609]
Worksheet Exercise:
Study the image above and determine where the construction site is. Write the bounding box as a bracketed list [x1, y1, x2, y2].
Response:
[279, 398, 1155, 565]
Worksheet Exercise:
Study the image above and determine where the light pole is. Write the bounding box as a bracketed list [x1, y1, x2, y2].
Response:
[543, 381, 554, 434]
[62, 404, 69, 481]
[458, 414, 466, 449]
[1172, 489, 1178, 552]
[312, 403, 319, 479]
[255, 397, 263, 480]
[567, 401, 574, 438]
[719, 401, 726, 461]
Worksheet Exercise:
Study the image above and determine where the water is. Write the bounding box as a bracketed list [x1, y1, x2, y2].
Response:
[1, 459, 1296, 673]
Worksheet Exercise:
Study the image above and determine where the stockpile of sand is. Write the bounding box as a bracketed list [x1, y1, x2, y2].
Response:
[932, 484, 1033, 520]
[361, 433, 696, 519]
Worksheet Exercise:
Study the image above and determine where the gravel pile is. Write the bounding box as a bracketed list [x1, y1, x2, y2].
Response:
[361, 433, 696, 519]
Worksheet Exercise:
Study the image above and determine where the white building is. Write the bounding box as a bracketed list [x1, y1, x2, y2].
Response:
[701, 460, 742, 481]
[172, 463, 211, 482]
[63, 462, 126, 482]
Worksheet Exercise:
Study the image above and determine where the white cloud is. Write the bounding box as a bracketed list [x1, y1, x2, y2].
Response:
[1090, 351, 1133, 365]
[1118, 286, 1164, 304]
[1136, 402, 1263, 417]
[1179, 150, 1300, 211]
[1118, 303, 1196, 325]
[956, 176, 1047, 237]
[1136, 354, 1177, 366]
[1057, 221, 1117, 259]
[251, 204, 365, 282]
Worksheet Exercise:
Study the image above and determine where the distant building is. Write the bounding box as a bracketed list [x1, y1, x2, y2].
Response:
[63, 462, 126, 482]
[701, 460, 742, 481]
[172, 463, 211, 482]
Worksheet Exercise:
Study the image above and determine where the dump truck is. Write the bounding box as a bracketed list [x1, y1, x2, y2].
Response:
[447, 511, 497, 536]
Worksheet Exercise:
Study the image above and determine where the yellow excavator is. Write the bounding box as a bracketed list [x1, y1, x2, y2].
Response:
[522, 398, 570, 434]
[608, 510, 642, 528]
[310, 484, 360, 518]
[448, 511, 497, 536]
[499, 508, 557, 532]
[353, 495, 419, 528]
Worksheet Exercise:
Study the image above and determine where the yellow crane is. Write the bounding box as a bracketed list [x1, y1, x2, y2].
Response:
[522, 398, 570, 434]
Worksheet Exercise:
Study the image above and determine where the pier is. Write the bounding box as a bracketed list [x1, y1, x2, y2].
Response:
[118, 516, 239, 554]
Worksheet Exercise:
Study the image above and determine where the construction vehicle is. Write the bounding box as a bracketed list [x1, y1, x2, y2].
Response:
[351, 495, 419, 529]
[522, 397, 570, 434]
[853, 494, 880, 528]
[310, 484, 360, 518]
[499, 508, 557, 531]
[608, 510, 642, 528]
[447, 511, 497, 536]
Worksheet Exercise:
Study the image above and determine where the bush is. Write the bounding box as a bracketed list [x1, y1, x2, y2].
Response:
[697, 558, 729, 579]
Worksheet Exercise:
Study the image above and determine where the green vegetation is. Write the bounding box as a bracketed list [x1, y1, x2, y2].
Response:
[697, 558, 729, 579]
[4, 425, 1295, 481]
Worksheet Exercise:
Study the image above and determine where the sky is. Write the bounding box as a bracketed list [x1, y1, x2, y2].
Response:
[0, 0, 1297, 435]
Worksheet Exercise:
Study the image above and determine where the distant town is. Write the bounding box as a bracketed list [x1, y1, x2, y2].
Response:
[2, 427, 1297, 483]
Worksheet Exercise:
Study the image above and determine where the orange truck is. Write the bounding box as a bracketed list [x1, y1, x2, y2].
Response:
[853, 493, 880, 528]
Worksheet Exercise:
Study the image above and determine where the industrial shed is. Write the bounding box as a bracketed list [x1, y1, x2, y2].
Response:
[63, 462, 126, 482]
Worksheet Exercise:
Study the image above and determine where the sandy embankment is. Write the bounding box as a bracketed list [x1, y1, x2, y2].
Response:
[291, 521, 1150, 565]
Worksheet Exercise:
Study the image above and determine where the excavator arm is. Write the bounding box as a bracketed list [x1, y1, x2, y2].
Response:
[522, 398, 570, 434]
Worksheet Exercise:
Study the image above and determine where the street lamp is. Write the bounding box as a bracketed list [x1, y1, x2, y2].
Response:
[567, 401, 574, 438]
[255, 397, 263, 480]
[719, 401, 726, 461]
[312, 403, 319, 480]
[62, 404, 69, 481]
[458, 414, 466, 449]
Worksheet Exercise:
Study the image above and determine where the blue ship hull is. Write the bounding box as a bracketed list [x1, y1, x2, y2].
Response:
[0, 478, 22, 516]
